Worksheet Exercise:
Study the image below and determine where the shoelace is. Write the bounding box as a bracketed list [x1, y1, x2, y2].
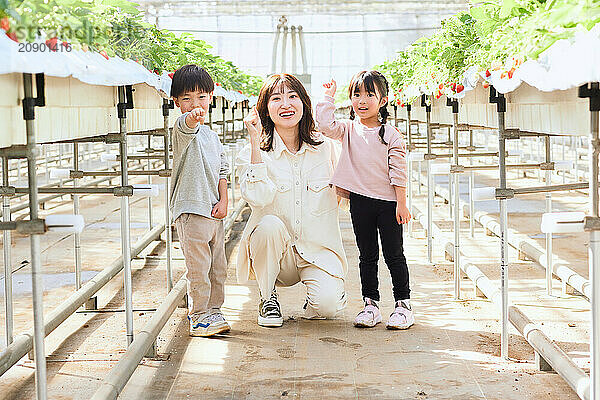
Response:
[262, 298, 281, 316]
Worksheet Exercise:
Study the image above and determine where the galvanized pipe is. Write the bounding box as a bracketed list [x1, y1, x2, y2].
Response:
[73, 143, 82, 290]
[589, 106, 600, 399]
[90, 279, 187, 400]
[497, 108, 509, 361]
[0, 225, 164, 377]
[147, 136, 153, 229]
[118, 86, 134, 347]
[407, 106, 414, 236]
[452, 110, 460, 299]
[3, 157, 13, 346]
[468, 130, 475, 238]
[426, 108, 433, 263]
[545, 136, 553, 296]
[24, 73, 48, 400]
[163, 100, 173, 292]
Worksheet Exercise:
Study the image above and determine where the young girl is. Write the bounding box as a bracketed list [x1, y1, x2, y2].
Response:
[315, 70, 413, 330]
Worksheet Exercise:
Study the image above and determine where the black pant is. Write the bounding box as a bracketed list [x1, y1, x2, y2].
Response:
[349, 192, 410, 302]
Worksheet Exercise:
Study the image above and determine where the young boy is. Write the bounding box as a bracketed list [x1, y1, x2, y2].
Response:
[170, 64, 230, 337]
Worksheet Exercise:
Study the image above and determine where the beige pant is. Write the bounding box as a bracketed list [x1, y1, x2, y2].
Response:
[248, 215, 346, 318]
[175, 213, 227, 316]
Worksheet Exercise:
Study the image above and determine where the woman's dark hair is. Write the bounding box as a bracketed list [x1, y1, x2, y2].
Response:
[255, 74, 322, 152]
[170, 64, 214, 98]
[348, 70, 389, 145]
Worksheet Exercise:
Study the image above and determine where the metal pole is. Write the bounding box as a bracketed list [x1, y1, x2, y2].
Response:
[452, 110, 460, 300]
[163, 100, 173, 292]
[589, 105, 600, 399]
[118, 86, 134, 347]
[147, 135, 153, 229]
[497, 104, 509, 361]
[298, 26, 308, 75]
[290, 26, 297, 74]
[469, 130, 475, 238]
[271, 25, 281, 74]
[3, 157, 12, 345]
[281, 25, 288, 73]
[73, 143, 82, 290]
[545, 136, 553, 296]
[426, 104, 433, 263]
[24, 73, 48, 400]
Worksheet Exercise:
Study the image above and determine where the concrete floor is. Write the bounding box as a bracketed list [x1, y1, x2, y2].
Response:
[0, 165, 587, 399]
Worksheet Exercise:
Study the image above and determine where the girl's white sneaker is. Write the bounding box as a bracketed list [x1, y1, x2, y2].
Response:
[353, 298, 382, 328]
[386, 300, 414, 330]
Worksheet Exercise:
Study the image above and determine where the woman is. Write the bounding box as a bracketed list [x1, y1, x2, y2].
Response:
[237, 74, 348, 327]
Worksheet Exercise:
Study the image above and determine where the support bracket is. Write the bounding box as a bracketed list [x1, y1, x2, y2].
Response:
[162, 99, 174, 117]
[584, 216, 600, 231]
[117, 85, 134, 119]
[501, 128, 521, 140]
[113, 186, 134, 197]
[424, 154, 437, 161]
[450, 165, 465, 174]
[578, 82, 600, 112]
[0, 186, 16, 196]
[489, 86, 506, 113]
[446, 98, 459, 114]
[539, 162, 555, 171]
[495, 188, 515, 200]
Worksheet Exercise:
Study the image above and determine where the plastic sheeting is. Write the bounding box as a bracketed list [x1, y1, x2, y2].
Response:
[0, 33, 250, 103]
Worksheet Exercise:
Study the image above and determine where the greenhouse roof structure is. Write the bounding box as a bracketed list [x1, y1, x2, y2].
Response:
[137, 0, 469, 16]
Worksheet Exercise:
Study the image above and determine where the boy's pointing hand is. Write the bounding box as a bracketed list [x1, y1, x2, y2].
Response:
[185, 106, 206, 129]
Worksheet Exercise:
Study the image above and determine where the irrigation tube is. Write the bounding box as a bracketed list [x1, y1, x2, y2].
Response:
[0, 224, 165, 377]
[91, 199, 247, 400]
[412, 205, 591, 400]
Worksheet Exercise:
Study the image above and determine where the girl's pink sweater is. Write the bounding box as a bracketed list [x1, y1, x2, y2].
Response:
[316, 96, 407, 202]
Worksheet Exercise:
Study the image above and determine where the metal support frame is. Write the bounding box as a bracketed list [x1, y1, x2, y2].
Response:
[490, 86, 510, 360]
[23, 72, 48, 399]
[3, 156, 13, 346]
[163, 99, 174, 292]
[544, 136, 553, 296]
[73, 143, 82, 291]
[448, 98, 461, 299]
[117, 86, 134, 347]
[580, 82, 600, 400]
[468, 130, 475, 238]
[424, 96, 434, 263]
[407, 105, 414, 236]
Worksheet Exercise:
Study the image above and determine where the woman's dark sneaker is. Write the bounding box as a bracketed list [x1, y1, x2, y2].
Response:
[258, 291, 284, 327]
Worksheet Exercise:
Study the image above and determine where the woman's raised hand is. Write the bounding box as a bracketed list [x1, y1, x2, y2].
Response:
[243, 107, 262, 143]
[323, 79, 337, 98]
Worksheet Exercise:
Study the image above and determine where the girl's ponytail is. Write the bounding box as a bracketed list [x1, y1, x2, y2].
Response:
[377, 104, 389, 145]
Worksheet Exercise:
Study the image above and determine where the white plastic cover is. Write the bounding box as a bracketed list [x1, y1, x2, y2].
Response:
[541, 212, 585, 233]
[472, 187, 496, 201]
[45, 214, 85, 233]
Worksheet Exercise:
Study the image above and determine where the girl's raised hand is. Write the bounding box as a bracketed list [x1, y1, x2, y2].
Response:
[323, 79, 337, 98]
[243, 107, 262, 142]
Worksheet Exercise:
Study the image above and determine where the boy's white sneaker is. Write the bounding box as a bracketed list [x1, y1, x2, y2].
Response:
[353, 298, 382, 328]
[189, 311, 230, 337]
[386, 300, 414, 330]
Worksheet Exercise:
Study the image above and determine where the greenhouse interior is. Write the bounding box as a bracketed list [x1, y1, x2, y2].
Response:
[0, 0, 599, 398]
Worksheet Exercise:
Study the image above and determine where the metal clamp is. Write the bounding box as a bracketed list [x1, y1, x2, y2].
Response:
[501, 128, 521, 140]
[105, 133, 124, 144]
[424, 153, 437, 160]
[113, 186, 134, 197]
[450, 165, 465, 174]
[584, 216, 600, 231]
[539, 162, 555, 171]
[465, 146, 477, 152]
[71, 170, 84, 179]
[0, 186, 16, 196]
[495, 188, 515, 200]
[158, 169, 172, 177]
[578, 82, 600, 112]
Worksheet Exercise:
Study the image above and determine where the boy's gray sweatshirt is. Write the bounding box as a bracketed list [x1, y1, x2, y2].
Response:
[170, 113, 229, 222]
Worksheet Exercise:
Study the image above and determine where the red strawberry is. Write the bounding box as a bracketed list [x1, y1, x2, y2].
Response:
[237, 90, 242, 94]
[435, 90, 442, 99]
[62, 41, 68, 47]
[482, 82, 490, 89]
[45, 37, 58, 52]
[0, 17, 9, 32]
[400, 103, 405, 107]
[396, 99, 401, 105]
[501, 71, 507, 79]
[450, 82, 457, 92]
[6, 32, 17, 42]
[215, 82, 221, 86]
[398, 88, 403, 92]
[485, 69, 491, 78]
[168, 72, 174, 79]
[99, 50, 109, 60]
[507, 67, 515, 79]
[456, 84, 464, 93]
[438, 83, 444, 90]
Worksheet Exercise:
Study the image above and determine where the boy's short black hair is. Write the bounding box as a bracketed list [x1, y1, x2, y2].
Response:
[170, 64, 214, 98]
